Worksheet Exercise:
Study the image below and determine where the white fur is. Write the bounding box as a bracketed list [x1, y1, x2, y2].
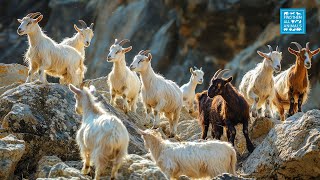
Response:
[107, 41, 141, 113]
[180, 67, 204, 113]
[60, 25, 94, 57]
[140, 129, 237, 179]
[239, 49, 282, 118]
[17, 15, 86, 86]
[69, 84, 129, 180]
[130, 53, 183, 137]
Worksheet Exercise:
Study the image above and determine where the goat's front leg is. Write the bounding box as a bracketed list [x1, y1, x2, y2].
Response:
[288, 88, 295, 116]
[226, 120, 236, 146]
[298, 93, 304, 112]
[121, 88, 130, 113]
[264, 98, 272, 118]
[249, 91, 259, 117]
[25, 62, 38, 83]
[81, 152, 91, 175]
[109, 87, 116, 106]
[152, 100, 165, 129]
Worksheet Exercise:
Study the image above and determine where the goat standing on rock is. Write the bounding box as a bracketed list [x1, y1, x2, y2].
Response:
[138, 129, 237, 179]
[69, 84, 129, 180]
[273, 42, 319, 121]
[107, 39, 141, 113]
[239, 45, 282, 118]
[207, 69, 255, 153]
[130, 50, 183, 137]
[61, 20, 94, 57]
[17, 12, 86, 86]
[180, 66, 204, 114]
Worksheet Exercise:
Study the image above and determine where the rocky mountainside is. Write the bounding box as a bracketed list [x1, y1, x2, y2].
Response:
[0, 64, 320, 179]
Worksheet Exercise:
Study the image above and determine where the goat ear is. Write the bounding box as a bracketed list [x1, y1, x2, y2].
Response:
[74, 24, 81, 32]
[225, 77, 233, 84]
[34, 15, 43, 23]
[90, 23, 94, 29]
[288, 47, 299, 56]
[190, 67, 194, 74]
[257, 51, 270, 60]
[147, 53, 152, 62]
[123, 46, 132, 53]
[311, 48, 320, 56]
[69, 84, 81, 95]
[17, 19, 22, 23]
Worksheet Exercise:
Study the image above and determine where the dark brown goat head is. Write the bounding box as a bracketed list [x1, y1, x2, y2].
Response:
[288, 42, 320, 69]
[207, 69, 232, 98]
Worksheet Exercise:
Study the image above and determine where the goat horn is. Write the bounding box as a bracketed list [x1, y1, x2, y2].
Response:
[90, 23, 94, 29]
[118, 39, 130, 46]
[138, 50, 145, 55]
[142, 50, 150, 55]
[267, 45, 273, 53]
[213, 69, 222, 79]
[26, 12, 41, 18]
[306, 42, 310, 51]
[78, 20, 87, 28]
[291, 42, 302, 52]
[276, 46, 279, 52]
[193, 66, 198, 70]
[216, 69, 230, 79]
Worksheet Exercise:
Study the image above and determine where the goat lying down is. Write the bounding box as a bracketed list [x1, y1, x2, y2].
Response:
[138, 129, 237, 179]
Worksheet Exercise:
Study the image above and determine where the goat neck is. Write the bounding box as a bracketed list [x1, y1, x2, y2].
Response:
[139, 63, 156, 89]
[27, 25, 43, 47]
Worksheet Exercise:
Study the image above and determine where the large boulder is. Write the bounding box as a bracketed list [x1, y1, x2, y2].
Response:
[0, 134, 25, 180]
[0, 82, 146, 178]
[242, 110, 320, 179]
[36, 154, 166, 180]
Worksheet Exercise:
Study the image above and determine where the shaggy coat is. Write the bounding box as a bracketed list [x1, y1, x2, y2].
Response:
[69, 84, 129, 180]
[130, 51, 182, 137]
[207, 69, 255, 153]
[180, 67, 204, 113]
[139, 129, 237, 179]
[60, 21, 94, 57]
[107, 39, 141, 113]
[273, 42, 319, 121]
[17, 13, 86, 86]
[239, 45, 282, 118]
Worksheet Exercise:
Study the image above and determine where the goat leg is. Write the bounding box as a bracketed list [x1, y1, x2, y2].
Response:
[201, 122, 209, 140]
[288, 88, 295, 116]
[242, 120, 255, 153]
[226, 121, 236, 146]
[298, 93, 303, 112]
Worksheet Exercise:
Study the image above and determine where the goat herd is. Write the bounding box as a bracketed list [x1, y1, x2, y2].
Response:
[16, 12, 319, 179]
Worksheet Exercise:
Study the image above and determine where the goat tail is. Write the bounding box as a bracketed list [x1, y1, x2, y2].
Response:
[230, 150, 237, 175]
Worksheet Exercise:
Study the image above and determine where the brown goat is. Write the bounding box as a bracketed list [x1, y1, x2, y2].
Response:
[197, 69, 254, 153]
[273, 42, 319, 121]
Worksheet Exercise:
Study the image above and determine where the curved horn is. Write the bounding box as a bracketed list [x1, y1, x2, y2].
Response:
[213, 69, 222, 79]
[291, 42, 302, 52]
[267, 45, 273, 53]
[216, 69, 230, 79]
[89, 23, 94, 29]
[193, 66, 198, 70]
[276, 45, 279, 52]
[78, 20, 87, 28]
[138, 50, 145, 55]
[118, 39, 130, 46]
[142, 50, 150, 55]
[26, 12, 41, 18]
[306, 42, 310, 51]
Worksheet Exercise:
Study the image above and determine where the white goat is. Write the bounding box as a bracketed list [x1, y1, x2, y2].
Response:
[180, 66, 204, 113]
[60, 20, 94, 57]
[239, 45, 282, 118]
[69, 84, 129, 180]
[130, 50, 182, 137]
[17, 12, 86, 86]
[138, 129, 237, 179]
[107, 39, 141, 113]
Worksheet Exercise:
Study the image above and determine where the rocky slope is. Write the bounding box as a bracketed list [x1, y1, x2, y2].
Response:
[0, 65, 320, 179]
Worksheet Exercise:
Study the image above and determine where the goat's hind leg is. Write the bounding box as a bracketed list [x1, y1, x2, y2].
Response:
[213, 123, 223, 140]
[298, 93, 304, 112]
[81, 152, 91, 175]
[288, 88, 295, 116]
[264, 98, 272, 118]
[242, 120, 255, 153]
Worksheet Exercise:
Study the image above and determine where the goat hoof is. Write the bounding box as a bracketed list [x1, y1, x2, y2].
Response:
[151, 125, 159, 129]
[168, 134, 175, 138]
[81, 167, 90, 175]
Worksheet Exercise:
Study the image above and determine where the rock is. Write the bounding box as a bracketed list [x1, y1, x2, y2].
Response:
[242, 110, 320, 179]
[36, 154, 166, 180]
[0, 134, 25, 180]
[0, 83, 146, 178]
[0, 63, 28, 95]
[36, 156, 63, 178]
[213, 173, 250, 180]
